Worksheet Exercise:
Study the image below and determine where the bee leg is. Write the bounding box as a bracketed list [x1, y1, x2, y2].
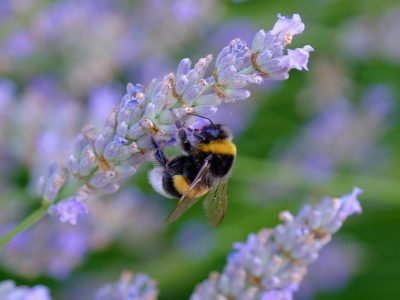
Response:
[175, 120, 193, 153]
[151, 137, 168, 167]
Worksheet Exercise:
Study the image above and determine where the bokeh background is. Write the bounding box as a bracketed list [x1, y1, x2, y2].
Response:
[0, 0, 399, 299]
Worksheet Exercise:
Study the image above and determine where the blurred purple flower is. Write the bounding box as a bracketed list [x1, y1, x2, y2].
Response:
[209, 19, 257, 48]
[0, 78, 15, 107]
[95, 271, 158, 300]
[171, 0, 200, 23]
[338, 8, 400, 63]
[88, 84, 122, 129]
[0, 218, 90, 278]
[280, 84, 394, 182]
[49, 198, 89, 225]
[190, 188, 362, 299]
[0, 280, 51, 300]
[174, 220, 215, 259]
[3, 29, 36, 58]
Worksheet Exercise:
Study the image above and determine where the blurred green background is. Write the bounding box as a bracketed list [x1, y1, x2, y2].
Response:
[0, 0, 399, 299]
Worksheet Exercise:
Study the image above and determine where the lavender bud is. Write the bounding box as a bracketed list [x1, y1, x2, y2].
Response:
[192, 94, 221, 106]
[89, 170, 117, 189]
[224, 88, 251, 102]
[183, 85, 202, 102]
[114, 165, 137, 177]
[42, 162, 68, 203]
[78, 145, 97, 176]
[177, 58, 192, 77]
[252, 29, 267, 52]
[94, 134, 107, 155]
[67, 155, 79, 174]
[219, 65, 237, 84]
[176, 75, 189, 94]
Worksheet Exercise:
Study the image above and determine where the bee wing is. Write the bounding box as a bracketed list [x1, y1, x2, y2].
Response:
[203, 176, 229, 227]
[166, 156, 212, 224]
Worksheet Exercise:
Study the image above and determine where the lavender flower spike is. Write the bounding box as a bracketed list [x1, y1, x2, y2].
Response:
[35, 13, 312, 225]
[190, 187, 362, 300]
[0, 280, 51, 300]
[95, 271, 158, 300]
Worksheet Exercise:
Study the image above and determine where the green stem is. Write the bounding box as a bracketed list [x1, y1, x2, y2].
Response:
[0, 167, 99, 249]
[0, 204, 49, 249]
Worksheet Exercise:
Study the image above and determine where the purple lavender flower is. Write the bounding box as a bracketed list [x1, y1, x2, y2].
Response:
[171, 0, 201, 23]
[251, 14, 313, 80]
[190, 188, 362, 299]
[95, 271, 158, 300]
[3, 29, 36, 58]
[338, 9, 400, 63]
[288, 45, 314, 71]
[32, 13, 312, 224]
[280, 84, 394, 182]
[0, 280, 51, 300]
[48, 198, 88, 225]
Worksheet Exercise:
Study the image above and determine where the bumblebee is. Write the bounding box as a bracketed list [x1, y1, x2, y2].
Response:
[149, 115, 236, 226]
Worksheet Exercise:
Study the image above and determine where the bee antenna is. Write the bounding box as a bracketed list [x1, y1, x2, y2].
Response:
[187, 113, 214, 125]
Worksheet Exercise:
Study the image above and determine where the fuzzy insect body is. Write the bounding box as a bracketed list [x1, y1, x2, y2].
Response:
[149, 119, 235, 226]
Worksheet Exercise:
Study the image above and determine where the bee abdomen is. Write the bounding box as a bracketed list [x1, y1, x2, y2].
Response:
[162, 172, 183, 198]
[172, 175, 208, 198]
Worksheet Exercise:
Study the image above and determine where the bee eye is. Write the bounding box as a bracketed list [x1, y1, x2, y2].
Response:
[206, 128, 219, 138]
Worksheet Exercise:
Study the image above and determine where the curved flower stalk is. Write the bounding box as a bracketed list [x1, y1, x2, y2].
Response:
[190, 187, 362, 300]
[0, 13, 313, 247]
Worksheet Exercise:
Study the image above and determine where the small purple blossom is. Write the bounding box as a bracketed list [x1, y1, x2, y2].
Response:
[288, 45, 314, 71]
[49, 198, 88, 225]
[271, 13, 305, 42]
[172, 0, 200, 23]
[251, 14, 312, 80]
[0, 280, 51, 300]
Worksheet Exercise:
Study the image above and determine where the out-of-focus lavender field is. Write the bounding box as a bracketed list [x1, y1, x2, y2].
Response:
[0, 0, 399, 299]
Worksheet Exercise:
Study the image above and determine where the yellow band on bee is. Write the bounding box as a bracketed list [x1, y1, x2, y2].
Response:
[173, 175, 208, 198]
[197, 139, 236, 156]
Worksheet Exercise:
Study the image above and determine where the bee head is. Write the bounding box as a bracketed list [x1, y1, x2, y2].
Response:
[194, 124, 232, 142]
